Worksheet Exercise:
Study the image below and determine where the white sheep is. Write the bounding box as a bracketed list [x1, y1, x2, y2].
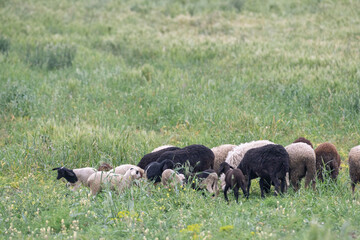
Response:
[161, 169, 185, 188]
[113, 164, 144, 177]
[285, 142, 316, 191]
[349, 145, 360, 194]
[87, 168, 142, 196]
[211, 144, 236, 173]
[53, 167, 97, 191]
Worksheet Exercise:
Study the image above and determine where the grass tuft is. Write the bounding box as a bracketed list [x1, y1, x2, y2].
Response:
[25, 43, 76, 70]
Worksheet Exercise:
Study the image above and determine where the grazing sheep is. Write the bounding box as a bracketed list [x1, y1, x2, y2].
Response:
[238, 144, 289, 198]
[156, 144, 215, 173]
[152, 145, 176, 153]
[218, 162, 247, 203]
[137, 146, 180, 169]
[161, 169, 185, 188]
[114, 164, 144, 177]
[190, 169, 219, 196]
[211, 144, 236, 173]
[349, 146, 360, 194]
[285, 142, 316, 191]
[52, 167, 97, 191]
[225, 140, 274, 168]
[293, 137, 313, 149]
[98, 163, 113, 172]
[87, 168, 142, 196]
[145, 159, 175, 183]
[220, 140, 274, 192]
[315, 142, 341, 182]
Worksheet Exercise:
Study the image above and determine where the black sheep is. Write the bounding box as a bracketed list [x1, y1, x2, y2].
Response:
[218, 162, 247, 203]
[145, 159, 174, 183]
[238, 144, 289, 198]
[137, 147, 180, 169]
[156, 144, 214, 173]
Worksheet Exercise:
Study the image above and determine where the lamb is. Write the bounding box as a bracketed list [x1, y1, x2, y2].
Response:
[145, 159, 175, 183]
[87, 168, 142, 196]
[315, 142, 341, 181]
[113, 164, 144, 177]
[161, 169, 185, 188]
[137, 146, 180, 169]
[218, 162, 247, 203]
[152, 145, 176, 153]
[349, 145, 360, 193]
[189, 169, 219, 196]
[285, 142, 316, 191]
[211, 144, 236, 173]
[238, 144, 289, 198]
[156, 144, 215, 173]
[52, 167, 97, 191]
[293, 137, 313, 149]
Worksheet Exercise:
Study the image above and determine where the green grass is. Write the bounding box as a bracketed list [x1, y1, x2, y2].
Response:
[1, 0, 360, 238]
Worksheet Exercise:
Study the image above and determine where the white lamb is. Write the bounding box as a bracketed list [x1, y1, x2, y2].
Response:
[87, 168, 142, 196]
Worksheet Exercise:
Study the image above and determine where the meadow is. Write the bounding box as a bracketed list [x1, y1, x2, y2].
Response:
[1, 0, 360, 239]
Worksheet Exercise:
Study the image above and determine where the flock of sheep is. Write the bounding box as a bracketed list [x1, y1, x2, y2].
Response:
[52, 137, 360, 202]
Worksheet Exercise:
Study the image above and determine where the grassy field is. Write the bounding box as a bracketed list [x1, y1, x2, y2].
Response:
[1, 0, 360, 239]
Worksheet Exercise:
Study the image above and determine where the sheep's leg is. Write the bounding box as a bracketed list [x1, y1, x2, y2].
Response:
[233, 186, 239, 203]
[351, 182, 356, 194]
[246, 175, 251, 199]
[291, 174, 300, 192]
[71, 182, 81, 192]
[224, 185, 230, 202]
[271, 176, 280, 197]
[263, 178, 271, 194]
[259, 178, 266, 198]
[280, 177, 286, 194]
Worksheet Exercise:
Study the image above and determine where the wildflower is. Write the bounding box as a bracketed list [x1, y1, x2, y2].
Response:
[219, 225, 234, 232]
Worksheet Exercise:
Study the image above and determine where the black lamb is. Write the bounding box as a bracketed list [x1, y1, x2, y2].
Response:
[218, 162, 247, 203]
[145, 159, 174, 183]
[238, 144, 289, 198]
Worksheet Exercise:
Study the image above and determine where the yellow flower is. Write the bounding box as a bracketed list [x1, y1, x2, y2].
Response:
[251, 231, 255, 235]
[219, 225, 234, 232]
[180, 224, 202, 233]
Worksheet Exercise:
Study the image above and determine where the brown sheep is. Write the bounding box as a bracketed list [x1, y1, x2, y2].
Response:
[97, 163, 113, 172]
[293, 137, 313, 149]
[218, 162, 247, 203]
[349, 145, 360, 194]
[315, 142, 341, 182]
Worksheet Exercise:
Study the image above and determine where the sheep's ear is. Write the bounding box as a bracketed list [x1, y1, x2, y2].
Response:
[52, 167, 61, 171]
[218, 165, 224, 175]
[229, 165, 234, 169]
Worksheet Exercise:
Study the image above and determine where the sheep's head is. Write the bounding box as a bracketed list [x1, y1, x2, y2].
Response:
[218, 162, 232, 176]
[145, 159, 174, 183]
[52, 167, 78, 183]
[128, 167, 143, 180]
[201, 173, 219, 196]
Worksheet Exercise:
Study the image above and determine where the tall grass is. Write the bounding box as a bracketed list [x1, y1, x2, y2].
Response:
[1, 0, 360, 238]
